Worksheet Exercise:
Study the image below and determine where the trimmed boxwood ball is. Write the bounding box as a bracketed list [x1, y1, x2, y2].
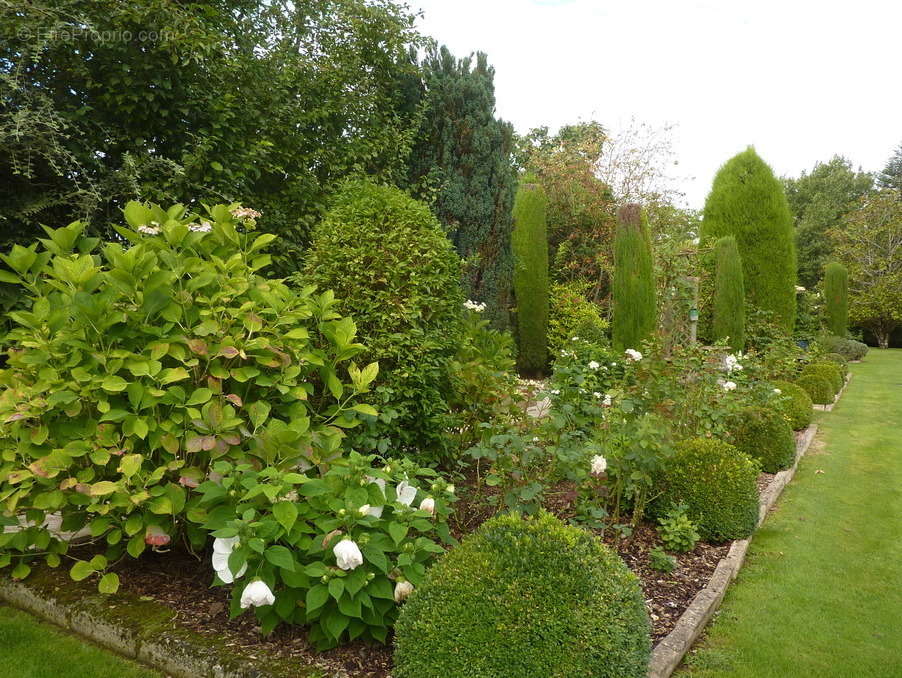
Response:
[801, 362, 843, 395]
[730, 406, 796, 472]
[822, 352, 849, 377]
[655, 438, 760, 542]
[821, 335, 868, 361]
[771, 381, 813, 430]
[393, 511, 651, 678]
[796, 374, 834, 405]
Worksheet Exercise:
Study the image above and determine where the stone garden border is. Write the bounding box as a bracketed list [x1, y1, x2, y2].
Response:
[647, 376, 851, 678]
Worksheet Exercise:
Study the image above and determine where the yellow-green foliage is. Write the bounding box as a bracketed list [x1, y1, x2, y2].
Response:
[770, 381, 814, 430]
[801, 362, 843, 394]
[393, 511, 651, 678]
[511, 182, 550, 374]
[547, 281, 609, 352]
[824, 262, 849, 337]
[656, 438, 760, 542]
[822, 352, 849, 377]
[702, 147, 797, 331]
[795, 374, 834, 405]
[612, 204, 656, 351]
[730, 406, 796, 472]
[713, 235, 745, 351]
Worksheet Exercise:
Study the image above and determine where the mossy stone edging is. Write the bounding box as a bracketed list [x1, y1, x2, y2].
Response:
[0, 570, 337, 678]
[646, 422, 820, 678]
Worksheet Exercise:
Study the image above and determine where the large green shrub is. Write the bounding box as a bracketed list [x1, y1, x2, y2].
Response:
[821, 352, 849, 377]
[547, 280, 609, 353]
[511, 182, 550, 375]
[824, 262, 849, 337]
[795, 374, 834, 405]
[393, 511, 650, 678]
[713, 235, 746, 351]
[729, 406, 796, 473]
[303, 181, 464, 459]
[770, 381, 814, 430]
[821, 335, 869, 361]
[655, 438, 759, 542]
[801, 362, 843, 394]
[0, 203, 375, 590]
[612, 204, 656, 351]
[702, 147, 797, 331]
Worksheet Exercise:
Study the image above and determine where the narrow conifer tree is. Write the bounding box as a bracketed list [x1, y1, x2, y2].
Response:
[702, 147, 797, 331]
[713, 236, 746, 351]
[612, 204, 656, 351]
[824, 262, 849, 337]
[511, 182, 549, 375]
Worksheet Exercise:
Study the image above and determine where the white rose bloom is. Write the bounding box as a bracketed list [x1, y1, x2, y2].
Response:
[593, 391, 602, 398]
[212, 536, 247, 583]
[551, 389, 560, 395]
[602, 394, 613, 407]
[723, 380, 737, 391]
[590, 455, 608, 474]
[240, 580, 275, 609]
[773, 388, 782, 394]
[624, 349, 643, 362]
[394, 580, 414, 603]
[333, 538, 364, 571]
[396, 480, 418, 507]
[588, 360, 600, 370]
[363, 476, 386, 518]
[419, 497, 436, 515]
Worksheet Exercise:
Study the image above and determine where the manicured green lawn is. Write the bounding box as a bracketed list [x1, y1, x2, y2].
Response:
[0, 605, 159, 678]
[680, 349, 902, 678]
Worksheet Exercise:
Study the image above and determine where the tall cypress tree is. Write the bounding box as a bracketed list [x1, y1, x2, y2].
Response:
[407, 45, 516, 328]
[824, 262, 849, 337]
[612, 204, 656, 351]
[511, 182, 549, 375]
[702, 147, 797, 331]
[713, 236, 746, 351]
[877, 142, 902, 191]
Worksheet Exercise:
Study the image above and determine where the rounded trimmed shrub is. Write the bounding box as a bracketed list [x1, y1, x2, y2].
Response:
[393, 511, 651, 678]
[796, 374, 834, 405]
[770, 381, 813, 430]
[655, 438, 760, 542]
[729, 406, 796, 472]
[822, 352, 849, 377]
[801, 362, 843, 394]
[821, 335, 868, 361]
[303, 180, 464, 459]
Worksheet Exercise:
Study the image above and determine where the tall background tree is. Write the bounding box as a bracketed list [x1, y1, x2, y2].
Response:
[783, 156, 873, 288]
[0, 0, 424, 265]
[877, 142, 902, 191]
[612, 204, 656, 351]
[702, 147, 797, 331]
[713, 236, 745, 351]
[511, 181, 549, 375]
[824, 262, 849, 338]
[831, 190, 902, 348]
[407, 44, 516, 328]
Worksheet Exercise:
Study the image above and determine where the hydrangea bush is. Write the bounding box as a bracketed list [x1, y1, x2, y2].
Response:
[0, 202, 375, 591]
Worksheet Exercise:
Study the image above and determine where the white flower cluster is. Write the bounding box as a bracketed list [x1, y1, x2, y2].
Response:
[722, 380, 737, 392]
[137, 222, 161, 235]
[463, 299, 486, 312]
[230, 207, 261, 220]
[624, 349, 643, 362]
[590, 454, 608, 475]
[723, 354, 743, 374]
[190, 221, 213, 233]
[795, 285, 806, 292]
[588, 360, 600, 370]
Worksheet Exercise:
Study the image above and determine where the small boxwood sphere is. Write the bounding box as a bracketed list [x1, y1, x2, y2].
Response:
[796, 374, 834, 405]
[393, 511, 651, 678]
[730, 406, 796, 472]
[801, 362, 843, 395]
[655, 438, 760, 542]
[771, 381, 813, 430]
[822, 352, 849, 377]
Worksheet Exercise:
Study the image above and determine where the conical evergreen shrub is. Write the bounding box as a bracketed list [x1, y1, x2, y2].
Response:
[713, 236, 745, 351]
[511, 182, 549, 375]
[824, 262, 848, 337]
[702, 148, 797, 331]
[612, 204, 656, 351]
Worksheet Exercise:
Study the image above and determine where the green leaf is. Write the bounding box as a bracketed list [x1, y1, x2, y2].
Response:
[127, 533, 146, 558]
[98, 573, 120, 594]
[247, 401, 271, 428]
[118, 454, 143, 478]
[306, 584, 329, 613]
[328, 578, 344, 601]
[69, 560, 95, 582]
[101, 375, 128, 392]
[350, 404, 378, 417]
[272, 501, 298, 533]
[264, 545, 295, 572]
[90, 481, 118, 496]
[186, 388, 213, 406]
[323, 607, 349, 640]
[11, 562, 31, 580]
[159, 367, 189, 384]
[388, 522, 408, 545]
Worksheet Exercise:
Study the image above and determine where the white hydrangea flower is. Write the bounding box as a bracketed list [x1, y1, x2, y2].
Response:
[212, 536, 246, 583]
[190, 221, 213, 233]
[624, 349, 643, 362]
[333, 538, 364, 571]
[463, 299, 486, 312]
[590, 455, 607, 475]
[240, 580, 275, 609]
[588, 360, 600, 370]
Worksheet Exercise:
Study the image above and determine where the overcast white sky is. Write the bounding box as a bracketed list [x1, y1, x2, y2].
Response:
[411, 0, 901, 208]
